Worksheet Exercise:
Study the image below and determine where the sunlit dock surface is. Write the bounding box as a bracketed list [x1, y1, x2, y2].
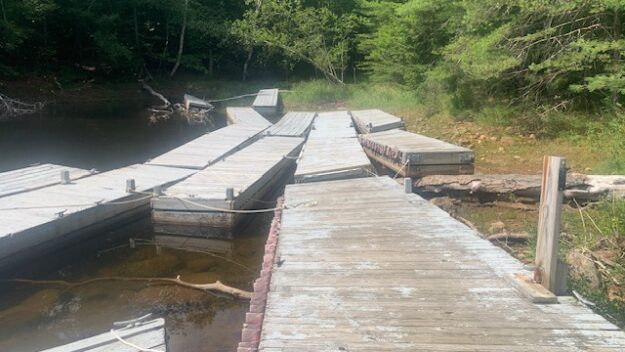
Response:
[351, 109, 406, 134]
[265, 111, 316, 138]
[0, 163, 93, 198]
[227, 107, 273, 128]
[243, 177, 625, 352]
[253, 89, 281, 118]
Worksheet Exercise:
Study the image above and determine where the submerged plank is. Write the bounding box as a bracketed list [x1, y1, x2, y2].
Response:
[147, 124, 266, 169]
[0, 164, 94, 198]
[265, 111, 316, 138]
[351, 109, 406, 134]
[152, 136, 304, 231]
[359, 129, 475, 177]
[252, 177, 625, 351]
[226, 107, 273, 128]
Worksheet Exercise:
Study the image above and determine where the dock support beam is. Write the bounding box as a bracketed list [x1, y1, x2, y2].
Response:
[126, 179, 136, 193]
[60, 170, 70, 184]
[404, 178, 413, 194]
[226, 187, 235, 201]
[535, 156, 567, 294]
[153, 185, 162, 197]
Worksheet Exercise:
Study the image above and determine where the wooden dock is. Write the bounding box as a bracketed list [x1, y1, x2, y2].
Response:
[147, 124, 266, 169]
[41, 318, 166, 352]
[240, 176, 625, 351]
[294, 138, 372, 183]
[151, 136, 304, 236]
[265, 112, 316, 138]
[351, 109, 406, 134]
[0, 164, 195, 271]
[308, 111, 356, 140]
[253, 89, 281, 117]
[0, 163, 94, 198]
[359, 129, 475, 177]
[227, 107, 273, 128]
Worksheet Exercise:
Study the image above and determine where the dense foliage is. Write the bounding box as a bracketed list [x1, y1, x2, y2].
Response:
[3, 0, 625, 113]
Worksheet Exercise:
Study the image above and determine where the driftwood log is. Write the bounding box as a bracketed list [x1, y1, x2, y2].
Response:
[414, 173, 625, 203]
[5, 275, 252, 300]
[0, 93, 44, 120]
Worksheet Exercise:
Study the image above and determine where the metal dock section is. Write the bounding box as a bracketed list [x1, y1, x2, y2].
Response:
[41, 318, 166, 352]
[227, 107, 273, 128]
[0, 164, 94, 198]
[351, 109, 406, 134]
[0, 164, 195, 271]
[241, 176, 625, 352]
[294, 110, 371, 183]
[253, 89, 281, 117]
[152, 136, 304, 236]
[147, 124, 267, 169]
[265, 112, 316, 138]
[359, 129, 475, 177]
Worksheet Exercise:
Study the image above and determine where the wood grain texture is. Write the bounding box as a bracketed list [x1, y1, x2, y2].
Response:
[258, 177, 625, 351]
[350, 109, 406, 134]
[265, 111, 316, 138]
[0, 164, 93, 198]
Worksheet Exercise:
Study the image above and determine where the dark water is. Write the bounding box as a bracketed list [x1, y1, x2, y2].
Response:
[0, 99, 269, 351]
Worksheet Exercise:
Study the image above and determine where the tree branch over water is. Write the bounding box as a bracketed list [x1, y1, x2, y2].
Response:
[0, 93, 44, 121]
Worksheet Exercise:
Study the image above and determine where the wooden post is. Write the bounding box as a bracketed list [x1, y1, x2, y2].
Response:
[60, 170, 70, 184]
[126, 179, 136, 193]
[404, 178, 413, 194]
[153, 185, 162, 197]
[535, 156, 566, 294]
[226, 187, 235, 201]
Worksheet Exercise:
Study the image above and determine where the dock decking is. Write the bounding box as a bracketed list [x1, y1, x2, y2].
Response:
[0, 164, 93, 198]
[351, 109, 406, 134]
[308, 111, 356, 140]
[253, 89, 281, 117]
[147, 124, 266, 169]
[227, 107, 273, 128]
[294, 138, 372, 183]
[359, 129, 475, 177]
[152, 136, 304, 236]
[247, 176, 625, 351]
[41, 318, 166, 352]
[0, 164, 195, 271]
[265, 112, 316, 138]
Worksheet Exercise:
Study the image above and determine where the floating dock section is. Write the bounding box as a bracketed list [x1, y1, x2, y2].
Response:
[41, 318, 166, 352]
[226, 107, 273, 128]
[0, 164, 195, 272]
[265, 111, 316, 138]
[0, 164, 94, 198]
[253, 89, 281, 117]
[152, 137, 304, 236]
[359, 129, 474, 177]
[240, 176, 625, 351]
[294, 111, 371, 183]
[147, 124, 266, 169]
[351, 109, 406, 134]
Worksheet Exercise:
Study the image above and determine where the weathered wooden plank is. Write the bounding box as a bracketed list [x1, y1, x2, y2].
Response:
[40, 318, 166, 352]
[147, 124, 266, 169]
[294, 138, 372, 183]
[0, 164, 94, 197]
[255, 176, 625, 352]
[265, 111, 316, 137]
[253, 88, 281, 117]
[226, 107, 273, 128]
[351, 109, 406, 134]
[308, 111, 356, 140]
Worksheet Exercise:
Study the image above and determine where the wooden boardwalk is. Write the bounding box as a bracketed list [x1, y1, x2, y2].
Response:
[0, 163, 94, 198]
[294, 138, 372, 183]
[351, 109, 405, 134]
[227, 107, 273, 128]
[0, 164, 194, 271]
[147, 124, 266, 169]
[265, 111, 316, 138]
[253, 89, 281, 117]
[245, 177, 625, 352]
[360, 129, 475, 177]
[152, 136, 304, 235]
[308, 111, 356, 140]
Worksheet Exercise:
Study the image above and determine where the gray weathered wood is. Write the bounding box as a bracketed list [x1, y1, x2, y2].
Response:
[40, 318, 166, 352]
[294, 138, 372, 183]
[184, 93, 212, 111]
[351, 109, 406, 134]
[308, 111, 356, 140]
[226, 107, 273, 128]
[265, 111, 316, 138]
[535, 156, 566, 293]
[256, 176, 625, 351]
[253, 88, 281, 117]
[0, 164, 94, 198]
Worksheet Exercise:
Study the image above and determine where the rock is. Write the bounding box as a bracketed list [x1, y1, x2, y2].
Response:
[490, 136, 498, 141]
[429, 197, 459, 213]
[528, 134, 536, 139]
[488, 221, 506, 234]
[567, 249, 601, 289]
[513, 155, 521, 160]
[498, 147, 505, 152]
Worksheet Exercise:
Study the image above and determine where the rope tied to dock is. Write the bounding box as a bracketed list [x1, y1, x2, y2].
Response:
[174, 197, 282, 214]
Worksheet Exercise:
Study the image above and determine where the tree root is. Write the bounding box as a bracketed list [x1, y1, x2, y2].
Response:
[0, 93, 44, 120]
[5, 275, 252, 300]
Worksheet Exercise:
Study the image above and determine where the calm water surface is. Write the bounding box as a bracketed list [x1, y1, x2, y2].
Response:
[0, 98, 269, 351]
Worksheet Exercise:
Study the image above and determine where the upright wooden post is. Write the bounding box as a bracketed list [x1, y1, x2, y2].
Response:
[60, 170, 70, 184]
[126, 179, 136, 193]
[535, 156, 566, 293]
[226, 187, 235, 201]
[404, 178, 413, 194]
[152, 185, 162, 197]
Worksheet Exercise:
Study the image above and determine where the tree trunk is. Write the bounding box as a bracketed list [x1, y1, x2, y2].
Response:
[242, 49, 253, 81]
[0, 0, 7, 23]
[414, 173, 625, 203]
[613, 8, 621, 105]
[208, 47, 214, 77]
[169, 0, 189, 78]
[158, 19, 169, 74]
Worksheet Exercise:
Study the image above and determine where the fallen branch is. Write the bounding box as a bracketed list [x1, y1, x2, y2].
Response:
[457, 216, 479, 232]
[5, 275, 252, 300]
[0, 93, 44, 121]
[141, 81, 174, 123]
[487, 232, 530, 242]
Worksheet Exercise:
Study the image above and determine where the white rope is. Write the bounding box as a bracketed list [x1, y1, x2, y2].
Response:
[0, 195, 153, 211]
[109, 328, 164, 352]
[174, 197, 281, 214]
[393, 160, 410, 179]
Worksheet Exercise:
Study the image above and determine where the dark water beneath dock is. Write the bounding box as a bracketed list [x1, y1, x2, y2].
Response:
[0, 98, 269, 351]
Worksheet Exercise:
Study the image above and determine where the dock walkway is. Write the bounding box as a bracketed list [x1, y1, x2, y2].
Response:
[0, 163, 93, 198]
[244, 176, 625, 351]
